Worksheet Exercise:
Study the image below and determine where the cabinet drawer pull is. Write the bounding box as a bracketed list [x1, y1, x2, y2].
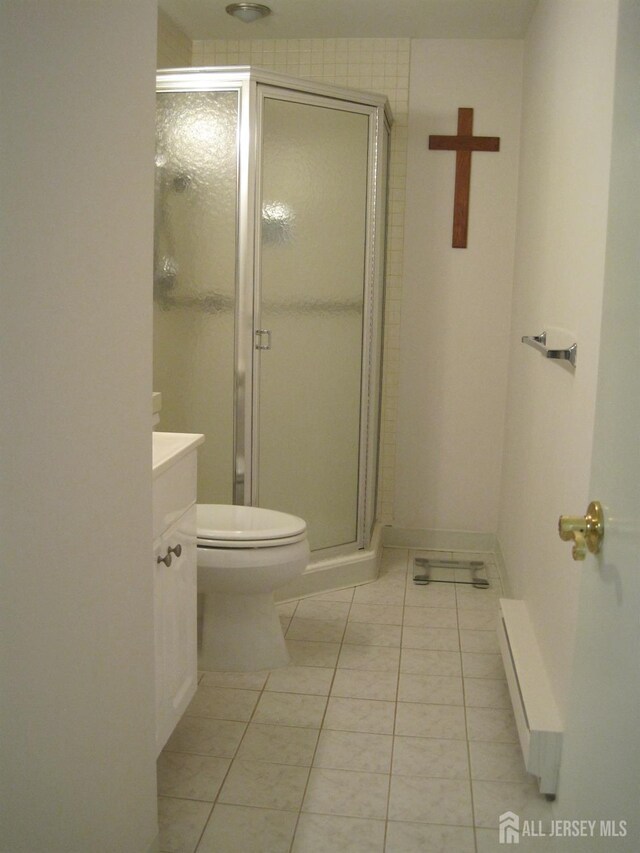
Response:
[157, 544, 182, 567]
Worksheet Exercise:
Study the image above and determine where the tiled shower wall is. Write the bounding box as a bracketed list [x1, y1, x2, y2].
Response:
[192, 38, 409, 525]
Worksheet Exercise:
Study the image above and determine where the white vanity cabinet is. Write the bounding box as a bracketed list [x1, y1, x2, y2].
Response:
[152, 432, 204, 755]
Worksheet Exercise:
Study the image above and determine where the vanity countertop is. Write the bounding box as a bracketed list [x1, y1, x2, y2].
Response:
[152, 431, 204, 478]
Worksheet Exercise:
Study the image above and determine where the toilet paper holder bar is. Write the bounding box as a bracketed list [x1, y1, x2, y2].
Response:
[521, 331, 577, 368]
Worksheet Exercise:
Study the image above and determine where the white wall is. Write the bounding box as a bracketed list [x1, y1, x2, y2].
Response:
[157, 8, 192, 68]
[0, 3, 159, 851]
[497, 0, 618, 716]
[394, 40, 523, 533]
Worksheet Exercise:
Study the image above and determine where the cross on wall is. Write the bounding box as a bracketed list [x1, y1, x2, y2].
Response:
[429, 107, 500, 248]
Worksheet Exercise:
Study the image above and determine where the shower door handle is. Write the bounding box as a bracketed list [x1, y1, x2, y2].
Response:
[255, 329, 272, 350]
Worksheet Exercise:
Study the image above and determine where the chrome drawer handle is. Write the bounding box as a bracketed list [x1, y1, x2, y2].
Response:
[157, 543, 182, 567]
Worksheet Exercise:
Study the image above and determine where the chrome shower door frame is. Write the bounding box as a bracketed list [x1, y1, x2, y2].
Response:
[156, 67, 390, 556]
[156, 68, 252, 509]
[249, 79, 389, 556]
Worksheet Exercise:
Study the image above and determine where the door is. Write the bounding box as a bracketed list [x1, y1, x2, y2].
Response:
[254, 91, 372, 553]
[154, 506, 198, 755]
[554, 4, 639, 845]
[154, 88, 239, 505]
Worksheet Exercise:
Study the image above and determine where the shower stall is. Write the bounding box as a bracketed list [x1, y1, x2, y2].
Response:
[154, 67, 390, 567]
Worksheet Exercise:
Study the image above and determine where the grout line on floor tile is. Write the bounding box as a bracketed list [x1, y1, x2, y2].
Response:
[190, 659, 280, 851]
[381, 557, 405, 849]
[447, 561, 478, 853]
[190, 800, 216, 853]
[286, 583, 352, 851]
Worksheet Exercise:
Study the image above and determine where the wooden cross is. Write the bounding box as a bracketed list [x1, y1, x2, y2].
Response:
[429, 107, 500, 248]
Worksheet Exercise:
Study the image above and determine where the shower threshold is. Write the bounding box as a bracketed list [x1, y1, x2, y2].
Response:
[413, 557, 490, 589]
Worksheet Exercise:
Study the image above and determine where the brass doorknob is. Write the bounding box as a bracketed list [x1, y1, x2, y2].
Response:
[558, 501, 604, 561]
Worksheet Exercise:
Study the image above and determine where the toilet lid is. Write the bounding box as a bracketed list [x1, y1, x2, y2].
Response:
[197, 504, 307, 545]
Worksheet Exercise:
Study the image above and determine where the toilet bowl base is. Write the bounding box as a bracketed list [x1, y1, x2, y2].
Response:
[198, 590, 290, 672]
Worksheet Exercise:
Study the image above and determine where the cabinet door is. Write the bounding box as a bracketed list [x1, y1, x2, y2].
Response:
[155, 504, 197, 754]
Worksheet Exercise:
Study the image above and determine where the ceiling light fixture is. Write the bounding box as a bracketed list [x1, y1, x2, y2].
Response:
[225, 3, 271, 23]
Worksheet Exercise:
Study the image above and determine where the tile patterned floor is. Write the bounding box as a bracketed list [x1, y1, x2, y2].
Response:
[157, 548, 553, 852]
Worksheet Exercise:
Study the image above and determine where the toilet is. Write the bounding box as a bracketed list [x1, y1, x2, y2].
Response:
[196, 504, 310, 672]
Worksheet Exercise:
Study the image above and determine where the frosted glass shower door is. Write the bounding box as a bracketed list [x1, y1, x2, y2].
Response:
[257, 95, 370, 552]
[154, 90, 238, 504]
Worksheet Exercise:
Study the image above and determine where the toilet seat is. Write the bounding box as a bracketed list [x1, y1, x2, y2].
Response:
[197, 504, 307, 549]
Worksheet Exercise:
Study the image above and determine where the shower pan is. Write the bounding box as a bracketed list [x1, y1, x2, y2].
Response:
[154, 67, 391, 561]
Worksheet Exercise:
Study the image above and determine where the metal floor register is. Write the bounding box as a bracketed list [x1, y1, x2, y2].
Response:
[412, 557, 490, 589]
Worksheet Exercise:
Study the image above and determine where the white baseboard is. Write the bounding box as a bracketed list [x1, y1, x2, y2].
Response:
[498, 598, 563, 796]
[382, 525, 497, 554]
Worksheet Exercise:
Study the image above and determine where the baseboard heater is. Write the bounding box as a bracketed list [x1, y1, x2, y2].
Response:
[497, 598, 563, 797]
